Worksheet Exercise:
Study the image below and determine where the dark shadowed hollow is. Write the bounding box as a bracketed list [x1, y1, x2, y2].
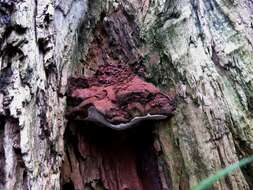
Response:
[61, 121, 164, 190]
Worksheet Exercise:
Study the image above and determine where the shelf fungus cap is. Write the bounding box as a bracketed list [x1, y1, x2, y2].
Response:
[67, 64, 175, 130]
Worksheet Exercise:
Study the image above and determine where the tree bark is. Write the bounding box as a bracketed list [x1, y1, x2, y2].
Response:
[0, 0, 253, 190]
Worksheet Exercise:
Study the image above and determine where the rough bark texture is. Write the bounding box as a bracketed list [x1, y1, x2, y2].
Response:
[0, 0, 253, 190]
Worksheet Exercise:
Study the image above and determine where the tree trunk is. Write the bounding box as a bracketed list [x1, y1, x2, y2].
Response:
[0, 0, 253, 190]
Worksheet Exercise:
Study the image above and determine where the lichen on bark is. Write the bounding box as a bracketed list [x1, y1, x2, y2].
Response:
[141, 0, 253, 189]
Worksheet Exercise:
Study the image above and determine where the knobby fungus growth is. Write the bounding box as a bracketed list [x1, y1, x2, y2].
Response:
[67, 63, 175, 130]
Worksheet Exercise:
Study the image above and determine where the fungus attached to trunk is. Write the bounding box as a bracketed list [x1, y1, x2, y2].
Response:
[66, 7, 175, 130]
[67, 64, 175, 130]
[62, 5, 176, 190]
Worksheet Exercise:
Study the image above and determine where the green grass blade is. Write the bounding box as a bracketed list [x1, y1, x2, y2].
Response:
[191, 155, 253, 190]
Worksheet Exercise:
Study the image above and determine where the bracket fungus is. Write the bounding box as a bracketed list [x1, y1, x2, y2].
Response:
[62, 6, 176, 190]
[67, 64, 175, 130]
[66, 7, 175, 130]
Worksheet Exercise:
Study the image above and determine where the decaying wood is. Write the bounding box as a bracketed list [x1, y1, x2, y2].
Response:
[0, 0, 253, 189]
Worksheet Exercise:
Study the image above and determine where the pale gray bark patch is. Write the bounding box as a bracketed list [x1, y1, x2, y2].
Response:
[141, 0, 253, 189]
[0, 0, 87, 189]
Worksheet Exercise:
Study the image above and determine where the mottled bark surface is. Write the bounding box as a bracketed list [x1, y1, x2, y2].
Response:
[0, 0, 253, 190]
[0, 0, 86, 189]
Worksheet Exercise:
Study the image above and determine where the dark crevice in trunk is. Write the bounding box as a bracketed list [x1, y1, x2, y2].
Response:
[240, 163, 253, 188]
[62, 181, 75, 190]
[4, 118, 27, 190]
[0, 116, 5, 189]
[61, 122, 164, 190]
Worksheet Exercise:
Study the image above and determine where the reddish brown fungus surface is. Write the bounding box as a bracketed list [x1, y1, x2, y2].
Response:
[67, 8, 175, 129]
[67, 64, 175, 129]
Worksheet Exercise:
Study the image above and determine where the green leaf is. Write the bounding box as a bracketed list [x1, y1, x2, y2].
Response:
[191, 155, 253, 190]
